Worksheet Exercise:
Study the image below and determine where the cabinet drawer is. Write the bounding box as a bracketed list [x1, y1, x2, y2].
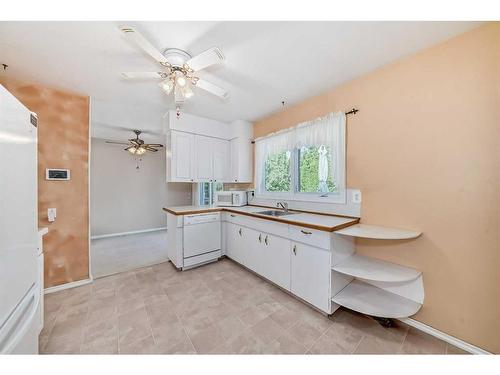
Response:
[226, 213, 289, 238]
[289, 226, 331, 250]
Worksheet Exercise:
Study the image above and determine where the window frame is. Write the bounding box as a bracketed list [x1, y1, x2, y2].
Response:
[256, 117, 346, 204]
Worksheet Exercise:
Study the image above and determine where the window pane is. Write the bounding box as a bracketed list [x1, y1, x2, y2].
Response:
[298, 145, 336, 193]
[264, 151, 291, 192]
[199, 182, 214, 205]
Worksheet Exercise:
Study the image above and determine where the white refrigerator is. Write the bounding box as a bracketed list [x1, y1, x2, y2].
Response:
[0, 84, 41, 354]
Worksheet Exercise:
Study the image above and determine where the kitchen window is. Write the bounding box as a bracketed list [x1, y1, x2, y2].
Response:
[197, 181, 224, 206]
[255, 111, 346, 203]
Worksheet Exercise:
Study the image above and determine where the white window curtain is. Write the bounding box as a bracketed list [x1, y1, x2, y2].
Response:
[255, 111, 346, 201]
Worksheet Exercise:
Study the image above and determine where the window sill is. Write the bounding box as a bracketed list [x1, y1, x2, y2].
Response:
[255, 191, 347, 205]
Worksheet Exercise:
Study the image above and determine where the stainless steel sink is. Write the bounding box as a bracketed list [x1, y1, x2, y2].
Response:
[257, 210, 295, 217]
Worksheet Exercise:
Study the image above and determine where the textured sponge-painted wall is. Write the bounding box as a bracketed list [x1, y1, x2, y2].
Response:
[1, 77, 90, 287]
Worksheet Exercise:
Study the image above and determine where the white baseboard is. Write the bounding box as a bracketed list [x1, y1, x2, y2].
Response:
[91, 227, 167, 240]
[44, 278, 93, 294]
[399, 317, 491, 355]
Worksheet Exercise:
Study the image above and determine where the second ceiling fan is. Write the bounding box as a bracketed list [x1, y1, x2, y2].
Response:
[120, 26, 229, 116]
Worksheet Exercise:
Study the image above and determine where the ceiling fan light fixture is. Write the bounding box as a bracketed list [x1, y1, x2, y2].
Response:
[175, 75, 187, 87]
[135, 147, 146, 155]
[182, 82, 194, 98]
[126, 145, 146, 155]
[158, 79, 174, 95]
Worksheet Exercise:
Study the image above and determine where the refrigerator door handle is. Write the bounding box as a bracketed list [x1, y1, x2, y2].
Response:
[0, 283, 39, 354]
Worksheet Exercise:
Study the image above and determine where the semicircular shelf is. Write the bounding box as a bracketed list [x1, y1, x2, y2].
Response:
[332, 279, 422, 319]
[335, 224, 421, 240]
[332, 254, 421, 283]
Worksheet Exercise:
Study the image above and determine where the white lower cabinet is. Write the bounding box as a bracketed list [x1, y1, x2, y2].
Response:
[290, 241, 331, 313]
[245, 228, 264, 275]
[224, 215, 332, 314]
[226, 222, 246, 265]
[260, 234, 291, 290]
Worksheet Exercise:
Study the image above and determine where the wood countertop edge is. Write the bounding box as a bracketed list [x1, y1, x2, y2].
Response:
[162, 206, 360, 232]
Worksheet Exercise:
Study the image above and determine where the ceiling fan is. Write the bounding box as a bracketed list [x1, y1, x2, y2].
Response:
[120, 26, 229, 116]
[105, 130, 163, 156]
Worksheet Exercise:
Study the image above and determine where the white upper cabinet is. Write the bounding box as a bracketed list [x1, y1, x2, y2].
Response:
[230, 137, 252, 183]
[195, 135, 215, 182]
[167, 130, 195, 182]
[165, 112, 253, 184]
[212, 137, 230, 182]
[194, 135, 230, 182]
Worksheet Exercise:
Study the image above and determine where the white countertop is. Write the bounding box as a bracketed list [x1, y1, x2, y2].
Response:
[163, 205, 359, 232]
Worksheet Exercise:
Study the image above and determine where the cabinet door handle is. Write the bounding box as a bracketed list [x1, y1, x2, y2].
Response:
[293, 245, 297, 255]
[258, 234, 262, 243]
[264, 235, 269, 246]
[301, 230, 312, 235]
[238, 228, 242, 236]
[230, 214, 236, 217]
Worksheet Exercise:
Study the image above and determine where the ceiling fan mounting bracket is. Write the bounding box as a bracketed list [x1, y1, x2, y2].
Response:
[162, 48, 192, 67]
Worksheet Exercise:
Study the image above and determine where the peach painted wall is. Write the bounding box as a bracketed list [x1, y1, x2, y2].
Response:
[254, 23, 500, 353]
[0, 77, 90, 288]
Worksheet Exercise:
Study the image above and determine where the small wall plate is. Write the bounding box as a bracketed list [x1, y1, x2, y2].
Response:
[46, 169, 70, 180]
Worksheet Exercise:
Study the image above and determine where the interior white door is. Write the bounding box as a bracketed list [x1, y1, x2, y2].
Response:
[290, 242, 331, 313]
[261, 234, 291, 290]
[212, 138, 230, 182]
[171, 131, 194, 182]
[195, 135, 213, 182]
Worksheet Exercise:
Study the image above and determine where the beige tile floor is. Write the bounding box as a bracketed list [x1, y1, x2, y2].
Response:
[40, 258, 468, 355]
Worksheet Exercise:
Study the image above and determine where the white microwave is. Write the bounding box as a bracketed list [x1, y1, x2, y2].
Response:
[215, 191, 248, 207]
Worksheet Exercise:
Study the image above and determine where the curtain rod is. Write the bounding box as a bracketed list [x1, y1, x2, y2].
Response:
[250, 108, 359, 144]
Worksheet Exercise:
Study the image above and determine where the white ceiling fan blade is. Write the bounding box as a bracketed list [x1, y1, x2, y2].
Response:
[121, 72, 165, 79]
[195, 79, 229, 100]
[186, 47, 224, 71]
[120, 26, 169, 65]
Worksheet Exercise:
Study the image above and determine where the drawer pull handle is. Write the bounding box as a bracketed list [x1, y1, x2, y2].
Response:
[230, 214, 236, 217]
[258, 234, 262, 243]
[301, 230, 312, 235]
[264, 235, 269, 246]
[238, 228, 242, 236]
[293, 245, 297, 255]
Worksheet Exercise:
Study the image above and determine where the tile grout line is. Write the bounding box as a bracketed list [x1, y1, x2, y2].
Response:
[304, 320, 334, 353]
[396, 325, 411, 354]
[161, 278, 198, 354]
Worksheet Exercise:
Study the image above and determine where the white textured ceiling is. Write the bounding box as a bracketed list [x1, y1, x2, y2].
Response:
[0, 21, 481, 141]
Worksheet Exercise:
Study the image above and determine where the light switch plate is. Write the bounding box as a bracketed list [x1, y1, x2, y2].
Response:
[48, 208, 57, 222]
[352, 190, 362, 204]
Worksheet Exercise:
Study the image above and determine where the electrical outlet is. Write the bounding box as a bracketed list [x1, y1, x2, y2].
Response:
[48, 208, 57, 222]
[352, 190, 362, 204]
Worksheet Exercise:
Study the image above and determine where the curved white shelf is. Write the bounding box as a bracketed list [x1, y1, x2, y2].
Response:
[332, 254, 421, 283]
[335, 224, 421, 240]
[332, 279, 422, 318]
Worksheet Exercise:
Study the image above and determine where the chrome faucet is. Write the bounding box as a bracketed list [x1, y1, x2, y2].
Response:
[276, 201, 288, 213]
